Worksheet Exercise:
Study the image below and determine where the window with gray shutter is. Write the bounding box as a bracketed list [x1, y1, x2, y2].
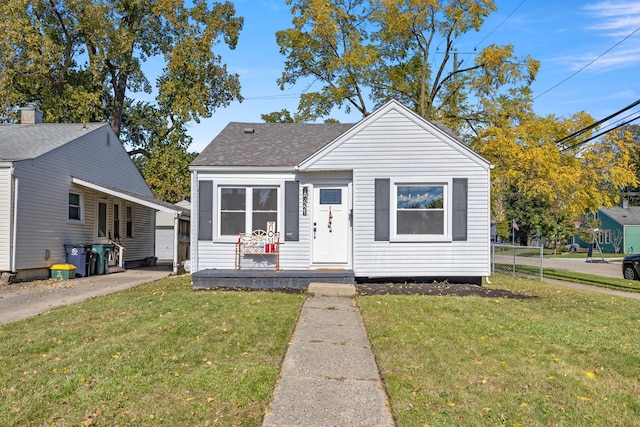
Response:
[452, 178, 468, 241]
[375, 178, 390, 241]
[198, 180, 213, 240]
[284, 181, 299, 241]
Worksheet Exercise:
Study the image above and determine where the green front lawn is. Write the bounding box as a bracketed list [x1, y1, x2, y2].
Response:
[359, 274, 640, 427]
[2, 274, 639, 426]
[0, 276, 303, 426]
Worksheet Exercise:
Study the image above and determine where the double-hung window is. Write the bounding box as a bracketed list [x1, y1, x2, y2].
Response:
[394, 184, 447, 238]
[68, 191, 82, 221]
[219, 187, 278, 236]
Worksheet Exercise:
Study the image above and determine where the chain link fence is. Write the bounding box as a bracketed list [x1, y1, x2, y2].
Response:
[491, 244, 544, 280]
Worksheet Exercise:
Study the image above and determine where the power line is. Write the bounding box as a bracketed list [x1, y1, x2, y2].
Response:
[555, 99, 640, 146]
[535, 26, 640, 100]
[559, 114, 640, 153]
[435, 0, 525, 69]
[243, 93, 303, 101]
[473, 0, 526, 50]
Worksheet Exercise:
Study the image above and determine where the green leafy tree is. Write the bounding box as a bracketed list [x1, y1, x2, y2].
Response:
[123, 101, 195, 203]
[0, 0, 243, 136]
[261, 109, 302, 123]
[274, 0, 538, 137]
[0, 0, 242, 202]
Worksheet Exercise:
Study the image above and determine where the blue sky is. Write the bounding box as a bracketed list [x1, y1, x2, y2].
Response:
[176, 0, 640, 152]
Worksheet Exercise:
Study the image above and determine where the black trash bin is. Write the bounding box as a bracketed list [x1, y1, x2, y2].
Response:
[64, 244, 93, 277]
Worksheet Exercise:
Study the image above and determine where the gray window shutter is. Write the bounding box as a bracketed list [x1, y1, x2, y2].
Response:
[198, 180, 213, 240]
[452, 178, 468, 241]
[375, 178, 390, 241]
[284, 181, 299, 241]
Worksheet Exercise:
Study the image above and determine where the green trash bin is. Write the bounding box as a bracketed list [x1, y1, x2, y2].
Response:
[92, 244, 114, 275]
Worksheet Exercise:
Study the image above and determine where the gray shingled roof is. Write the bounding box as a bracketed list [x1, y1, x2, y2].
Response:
[191, 122, 355, 167]
[0, 123, 107, 162]
[600, 206, 640, 226]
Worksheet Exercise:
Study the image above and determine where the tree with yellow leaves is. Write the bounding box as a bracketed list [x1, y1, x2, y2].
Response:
[472, 108, 637, 244]
[274, 0, 538, 138]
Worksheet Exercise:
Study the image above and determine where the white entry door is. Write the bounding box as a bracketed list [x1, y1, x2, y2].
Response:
[312, 185, 350, 264]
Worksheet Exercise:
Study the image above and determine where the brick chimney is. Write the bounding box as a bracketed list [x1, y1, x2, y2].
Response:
[20, 103, 43, 124]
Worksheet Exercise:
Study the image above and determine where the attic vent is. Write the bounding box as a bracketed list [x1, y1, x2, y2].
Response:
[243, 128, 255, 134]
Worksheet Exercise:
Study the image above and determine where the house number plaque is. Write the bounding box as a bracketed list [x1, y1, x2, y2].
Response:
[302, 186, 308, 216]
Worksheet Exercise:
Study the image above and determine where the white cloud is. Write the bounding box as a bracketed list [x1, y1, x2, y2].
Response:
[577, 45, 640, 72]
[584, 1, 640, 36]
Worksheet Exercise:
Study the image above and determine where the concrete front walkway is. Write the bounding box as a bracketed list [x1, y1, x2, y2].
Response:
[263, 283, 395, 427]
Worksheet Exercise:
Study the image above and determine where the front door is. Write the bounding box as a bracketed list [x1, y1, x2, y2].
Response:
[312, 185, 350, 265]
[97, 199, 108, 240]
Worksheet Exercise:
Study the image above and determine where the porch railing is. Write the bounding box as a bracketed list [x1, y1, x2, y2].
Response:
[109, 240, 126, 269]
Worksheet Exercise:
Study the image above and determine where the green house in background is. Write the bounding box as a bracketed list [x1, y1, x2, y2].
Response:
[597, 202, 640, 254]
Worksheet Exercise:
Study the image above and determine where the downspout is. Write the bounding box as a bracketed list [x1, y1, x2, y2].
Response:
[11, 168, 18, 272]
[173, 212, 179, 275]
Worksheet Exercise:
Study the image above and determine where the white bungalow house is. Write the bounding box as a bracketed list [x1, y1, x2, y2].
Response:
[189, 100, 492, 287]
[0, 104, 186, 282]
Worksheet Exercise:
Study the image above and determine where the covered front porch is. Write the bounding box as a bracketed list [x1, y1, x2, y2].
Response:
[191, 269, 355, 290]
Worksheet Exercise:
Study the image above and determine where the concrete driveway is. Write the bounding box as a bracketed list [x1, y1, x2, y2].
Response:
[0, 267, 173, 324]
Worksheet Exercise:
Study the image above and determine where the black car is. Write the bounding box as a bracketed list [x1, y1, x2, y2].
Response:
[622, 254, 640, 280]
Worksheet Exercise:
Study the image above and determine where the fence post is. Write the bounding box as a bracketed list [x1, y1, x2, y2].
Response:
[491, 243, 497, 275]
[539, 245, 544, 281]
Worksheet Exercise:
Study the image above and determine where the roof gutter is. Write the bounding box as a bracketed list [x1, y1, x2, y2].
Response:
[189, 165, 296, 173]
[72, 177, 182, 214]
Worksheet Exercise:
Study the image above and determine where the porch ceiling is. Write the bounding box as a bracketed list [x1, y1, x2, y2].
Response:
[71, 177, 186, 215]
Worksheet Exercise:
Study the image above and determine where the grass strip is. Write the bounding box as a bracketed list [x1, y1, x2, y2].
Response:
[543, 268, 640, 293]
[495, 263, 640, 293]
[359, 275, 640, 427]
[0, 276, 303, 427]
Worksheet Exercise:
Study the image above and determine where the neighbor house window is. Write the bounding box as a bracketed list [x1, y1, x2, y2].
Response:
[219, 187, 278, 236]
[395, 184, 446, 236]
[598, 229, 611, 245]
[68, 191, 82, 221]
[126, 206, 133, 237]
[113, 203, 120, 239]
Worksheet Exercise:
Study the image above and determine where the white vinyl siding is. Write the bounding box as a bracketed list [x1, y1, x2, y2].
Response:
[302, 107, 491, 278]
[193, 172, 312, 271]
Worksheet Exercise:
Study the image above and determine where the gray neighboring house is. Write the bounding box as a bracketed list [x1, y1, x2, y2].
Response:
[0, 105, 186, 281]
[190, 100, 492, 284]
